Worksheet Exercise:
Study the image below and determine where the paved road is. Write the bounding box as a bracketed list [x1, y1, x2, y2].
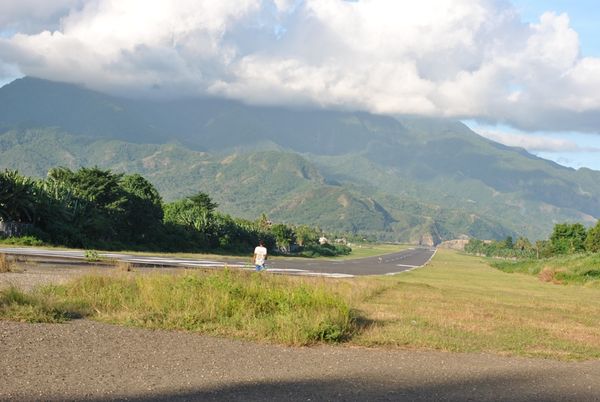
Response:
[0, 246, 436, 277]
[1, 320, 599, 401]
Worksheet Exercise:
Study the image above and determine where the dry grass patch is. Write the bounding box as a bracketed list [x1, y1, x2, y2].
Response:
[0, 254, 13, 273]
[351, 249, 600, 360]
[116, 261, 133, 272]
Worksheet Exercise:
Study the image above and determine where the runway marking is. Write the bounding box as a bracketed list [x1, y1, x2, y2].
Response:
[396, 264, 418, 268]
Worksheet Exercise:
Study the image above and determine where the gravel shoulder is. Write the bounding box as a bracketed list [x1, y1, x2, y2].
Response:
[1, 261, 600, 401]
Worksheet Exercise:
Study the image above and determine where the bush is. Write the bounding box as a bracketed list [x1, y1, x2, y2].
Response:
[299, 243, 352, 257]
[0, 236, 44, 246]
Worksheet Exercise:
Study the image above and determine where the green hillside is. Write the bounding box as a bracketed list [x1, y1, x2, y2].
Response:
[0, 77, 598, 243]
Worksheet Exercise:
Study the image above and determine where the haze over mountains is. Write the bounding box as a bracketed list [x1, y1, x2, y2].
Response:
[1, 77, 598, 244]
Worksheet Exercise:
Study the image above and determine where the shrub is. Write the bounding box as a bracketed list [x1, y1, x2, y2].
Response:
[0, 236, 44, 246]
[84, 250, 101, 262]
[299, 243, 352, 258]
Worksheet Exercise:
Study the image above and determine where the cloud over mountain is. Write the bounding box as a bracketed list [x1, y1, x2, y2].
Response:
[1, 0, 599, 133]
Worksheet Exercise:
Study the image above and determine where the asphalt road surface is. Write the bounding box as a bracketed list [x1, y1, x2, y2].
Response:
[0, 246, 436, 277]
[1, 319, 599, 402]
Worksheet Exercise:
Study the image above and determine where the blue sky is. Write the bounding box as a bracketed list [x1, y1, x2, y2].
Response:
[512, 0, 599, 57]
[0, 1, 599, 170]
[462, 0, 600, 170]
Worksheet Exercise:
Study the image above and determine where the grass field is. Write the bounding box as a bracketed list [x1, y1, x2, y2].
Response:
[2, 249, 599, 360]
[351, 249, 600, 360]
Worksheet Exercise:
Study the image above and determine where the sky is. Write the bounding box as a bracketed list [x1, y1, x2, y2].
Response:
[0, 0, 599, 170]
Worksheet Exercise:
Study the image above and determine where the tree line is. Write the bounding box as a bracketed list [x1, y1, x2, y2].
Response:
[0, 167, 351, 256]
[465, 222, 600, 259]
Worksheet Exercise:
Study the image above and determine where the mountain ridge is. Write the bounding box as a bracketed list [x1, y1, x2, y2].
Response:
[0, 77, 598, 243]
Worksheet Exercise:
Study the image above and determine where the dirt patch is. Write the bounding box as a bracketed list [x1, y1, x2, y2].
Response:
[0, 260, 104, 291]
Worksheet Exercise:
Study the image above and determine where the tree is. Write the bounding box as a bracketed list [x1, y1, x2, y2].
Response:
[514, 236, 532, 251]
[188, 192, 218, 214]
[550, 223, 587, 255]
[256, 213, 271, 231]
[35, 178, 92, 246]
[164, 200, 207, 232]
[270, 223, 295, 253]
[294, 225, 319, 246]
[585, 221, 600, 253]
[163, 192, 219, 249]
[46, 167, 128, 244]
[119, 174, 163, 242]
[0, 170, 37, 223]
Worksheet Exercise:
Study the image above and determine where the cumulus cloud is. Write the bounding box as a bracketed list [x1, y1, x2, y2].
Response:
[0, 0, 599, 134]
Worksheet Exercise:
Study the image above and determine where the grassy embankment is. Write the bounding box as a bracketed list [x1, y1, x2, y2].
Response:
[1, 249, 600, 360]
[491, 253, 600, 286]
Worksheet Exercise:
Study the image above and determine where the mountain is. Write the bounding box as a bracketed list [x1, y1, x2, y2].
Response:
[0, 77, 598, 243]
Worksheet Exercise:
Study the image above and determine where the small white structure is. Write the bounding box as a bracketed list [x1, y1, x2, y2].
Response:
[319, 236, 329, 245]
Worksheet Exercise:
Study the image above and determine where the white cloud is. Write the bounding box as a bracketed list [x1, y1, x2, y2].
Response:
[479, 130, 600, 153]
[0, 0, 83, 34]
[0, 0, 599, 134]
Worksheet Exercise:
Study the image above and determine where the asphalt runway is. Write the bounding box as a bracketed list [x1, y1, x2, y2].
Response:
[0, 246, 436, 277]
[267, 247, 436, 276]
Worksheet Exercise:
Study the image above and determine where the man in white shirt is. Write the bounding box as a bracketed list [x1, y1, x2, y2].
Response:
[254, 240, 268, 271]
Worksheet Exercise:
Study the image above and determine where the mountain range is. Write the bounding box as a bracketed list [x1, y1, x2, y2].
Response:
[1, 77, 598, 244]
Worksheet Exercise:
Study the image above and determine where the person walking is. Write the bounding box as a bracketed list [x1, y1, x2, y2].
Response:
[254, 240, 268, 271]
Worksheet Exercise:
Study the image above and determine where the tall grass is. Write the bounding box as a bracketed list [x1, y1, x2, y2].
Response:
[0, 270, 356, 345]
[0, 286, 85, 323]
[0, 253, 12, 273]
[491, 253, 600, 286]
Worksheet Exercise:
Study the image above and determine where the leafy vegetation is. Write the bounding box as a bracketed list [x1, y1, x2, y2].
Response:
[0, 236, 44, 246]
[466, 221, 600, 285]
[0, 168, 349, 256]
[491, 254, 600, 286]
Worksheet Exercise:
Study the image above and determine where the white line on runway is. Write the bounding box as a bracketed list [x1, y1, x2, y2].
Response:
[396, 264, 418, 268]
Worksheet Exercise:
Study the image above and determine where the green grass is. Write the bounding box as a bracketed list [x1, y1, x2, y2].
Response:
[0, 236, 45, 246]
[304, 243, 409, 261]
[0, 286, 85, 323]
[0, 269, 355, 345]
[491, 253, 600, 286]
